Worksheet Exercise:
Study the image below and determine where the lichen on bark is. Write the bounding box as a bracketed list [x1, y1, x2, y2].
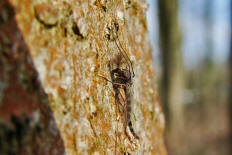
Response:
[6, 0, 166, 154]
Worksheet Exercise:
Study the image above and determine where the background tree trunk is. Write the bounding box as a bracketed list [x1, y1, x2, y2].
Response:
[229, 0, 232, 153]
[0, 1, 65, 154]
[1, 0, 166, 154]
[158, 0, 184, 132]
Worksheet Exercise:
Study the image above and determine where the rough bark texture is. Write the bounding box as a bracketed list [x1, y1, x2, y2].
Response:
[0, 1, 65, 154]
[1, 0, 166, 154]
[158, 0, 184, 131]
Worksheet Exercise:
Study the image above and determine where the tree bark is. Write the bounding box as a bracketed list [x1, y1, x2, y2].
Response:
[0, 1, 65, 154]
[1, 0, 166, 154]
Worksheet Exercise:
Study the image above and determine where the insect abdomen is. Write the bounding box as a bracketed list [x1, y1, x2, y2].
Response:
[128, 121, 139, 139]
[126, 88, 139, 140]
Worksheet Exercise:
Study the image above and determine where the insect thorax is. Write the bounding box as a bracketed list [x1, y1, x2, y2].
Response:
[111, 68, 132, 86]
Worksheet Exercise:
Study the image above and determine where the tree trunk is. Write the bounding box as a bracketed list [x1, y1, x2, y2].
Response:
[1, 0, 166, 154]
[0, 1, 65, 154]
[158, 0, 184, 134]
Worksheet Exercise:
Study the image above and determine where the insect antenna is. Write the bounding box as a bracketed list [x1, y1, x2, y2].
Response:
[112, 23, 135, 78]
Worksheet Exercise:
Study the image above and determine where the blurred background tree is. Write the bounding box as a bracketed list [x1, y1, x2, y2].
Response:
[147, 0, 230, 154]
[229, 0, 232, 153]
[157, 0, 184, 143]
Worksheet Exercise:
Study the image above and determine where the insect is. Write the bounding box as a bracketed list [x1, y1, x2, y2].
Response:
[102, 21, 139, 141]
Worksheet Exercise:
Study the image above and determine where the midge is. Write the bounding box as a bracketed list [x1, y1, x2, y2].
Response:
[100, 20, 139, 140]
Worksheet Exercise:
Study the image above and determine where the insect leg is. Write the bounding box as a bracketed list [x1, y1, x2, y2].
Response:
[98, 75, 127, 87]
[112, 23, 135, 77]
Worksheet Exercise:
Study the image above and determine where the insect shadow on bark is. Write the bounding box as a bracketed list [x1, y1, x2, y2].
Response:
[99, 19, 139, 151]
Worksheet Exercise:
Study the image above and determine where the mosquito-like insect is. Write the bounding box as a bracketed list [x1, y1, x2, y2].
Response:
[101, 21, 139, 141]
